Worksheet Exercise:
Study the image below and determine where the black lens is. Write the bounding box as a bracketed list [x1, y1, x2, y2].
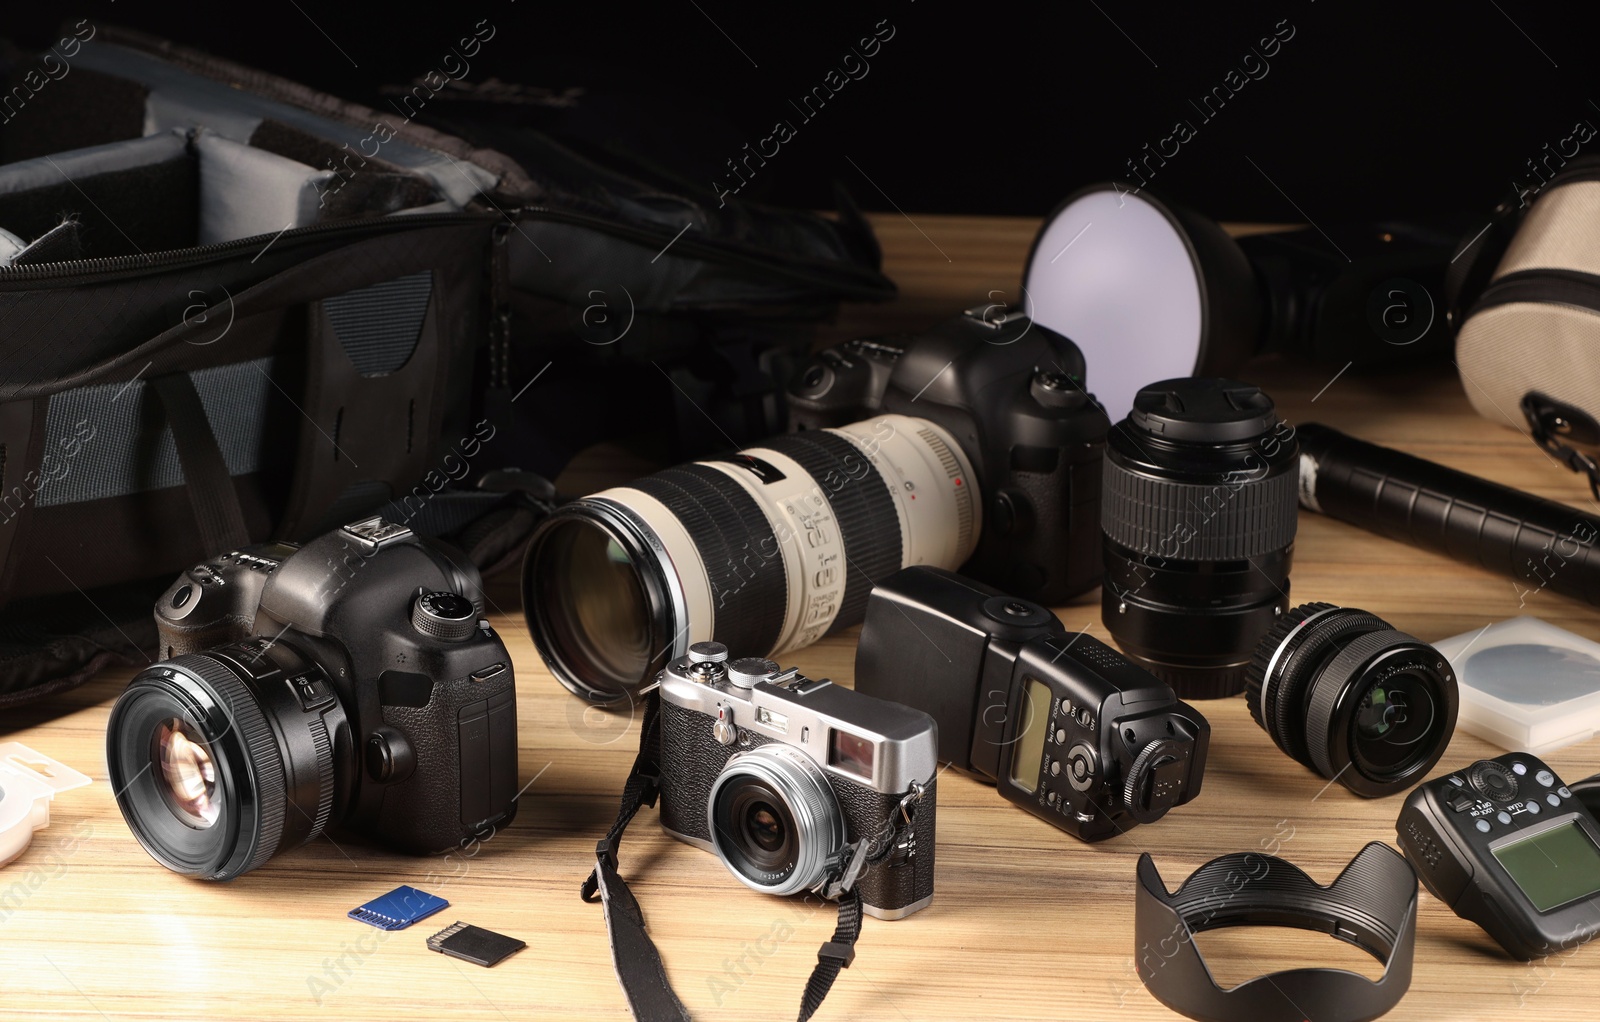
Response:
[1100, 379, 1299, 699]
[1245, 603, 1458, 798]
[716, 778, 799, 879]
[106, 641, 347, 879]
[526, 516, 661, 701]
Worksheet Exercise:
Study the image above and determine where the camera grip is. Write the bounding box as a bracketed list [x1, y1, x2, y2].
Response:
[373, 670, 518, 854]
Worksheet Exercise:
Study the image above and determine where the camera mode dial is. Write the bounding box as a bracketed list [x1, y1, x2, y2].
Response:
[411, 591, 478, 642]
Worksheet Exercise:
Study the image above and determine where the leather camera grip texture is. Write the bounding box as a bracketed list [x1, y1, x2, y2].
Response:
[375, 668, 519, 853]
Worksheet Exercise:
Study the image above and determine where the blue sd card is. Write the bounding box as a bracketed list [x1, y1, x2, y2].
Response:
[348, 885, 449, 930]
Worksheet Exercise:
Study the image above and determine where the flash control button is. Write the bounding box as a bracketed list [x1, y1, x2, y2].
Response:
[1536, 770, 1555, 788]
[1470, 762, 1518, 801]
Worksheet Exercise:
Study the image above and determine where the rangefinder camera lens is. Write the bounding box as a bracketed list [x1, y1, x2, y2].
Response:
[1100, 378, 1299, 698]
[524, 415, 979, 702]
[1245, 602, 1459, 797]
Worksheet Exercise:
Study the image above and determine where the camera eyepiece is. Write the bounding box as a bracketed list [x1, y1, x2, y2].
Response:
[1245, 602, 1459, 797]
[1100, 378, 1300, 698]
[106, 640, 346, 880]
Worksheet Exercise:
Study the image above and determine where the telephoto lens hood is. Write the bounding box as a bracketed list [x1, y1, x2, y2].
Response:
[1135, 842, 1417, 1022]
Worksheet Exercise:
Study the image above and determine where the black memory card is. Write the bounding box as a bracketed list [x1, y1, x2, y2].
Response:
[426, 921, 526, 967]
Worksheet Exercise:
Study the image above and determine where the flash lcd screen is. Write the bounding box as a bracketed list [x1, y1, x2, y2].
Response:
[1493, 820, 1600, 913]
[1009, 677, 1052, 793]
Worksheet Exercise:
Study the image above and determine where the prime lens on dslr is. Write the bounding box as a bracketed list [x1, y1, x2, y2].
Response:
[1100, 378, 1300, 698]
[106, 641, 348, 880]
[1245, 602, 1459, 797]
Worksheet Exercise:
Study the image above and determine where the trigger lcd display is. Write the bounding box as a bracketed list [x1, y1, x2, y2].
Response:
[1493, 820, 1600, 912]
[1009, 678, 1052, 793]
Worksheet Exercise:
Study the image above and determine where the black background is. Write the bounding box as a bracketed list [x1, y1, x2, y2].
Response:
[8, 1, 1598, 222]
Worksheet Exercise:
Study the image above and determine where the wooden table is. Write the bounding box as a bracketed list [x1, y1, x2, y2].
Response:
[5, 214, 1600, 1021]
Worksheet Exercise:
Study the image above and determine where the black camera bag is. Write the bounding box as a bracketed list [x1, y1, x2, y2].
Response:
[0, 24, 893, 710]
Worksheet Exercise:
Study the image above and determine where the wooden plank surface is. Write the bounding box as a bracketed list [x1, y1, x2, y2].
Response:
[4, 212, 1599, 1021]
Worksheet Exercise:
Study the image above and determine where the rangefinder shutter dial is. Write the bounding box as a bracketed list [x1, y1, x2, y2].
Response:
[727, 658, 779, 689]
[411, 591, 478, 642]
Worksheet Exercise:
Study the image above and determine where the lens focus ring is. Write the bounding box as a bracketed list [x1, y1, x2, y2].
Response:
[1100, 465, 1299, 561]
[1304, 629, 1419, 780]
[176, 653, 289, 878]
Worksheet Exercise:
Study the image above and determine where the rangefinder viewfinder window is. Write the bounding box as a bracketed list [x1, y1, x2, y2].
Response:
[828, 730, 875, 781]
[1009, 678, 1052, 793]
[1493, 821, 1600, 912]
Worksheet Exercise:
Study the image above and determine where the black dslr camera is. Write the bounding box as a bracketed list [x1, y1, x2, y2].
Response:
[854, 566, 1209, 840]
[657, 641, 938, 919]
[107, 518, 519, 880]
[787, 306, 1110, 604]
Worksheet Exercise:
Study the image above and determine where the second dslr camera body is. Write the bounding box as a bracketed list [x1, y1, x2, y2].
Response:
[788, 305, 1110, 604]
[855, 567, 1209, 840]
[657, 642, 937, 919]
[106, 518, 519, 880]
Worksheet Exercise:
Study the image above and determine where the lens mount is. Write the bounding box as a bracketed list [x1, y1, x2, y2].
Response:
[106, 642, 345, 879]
[523, 498, 685, 703]
[707, 745, 844, 897]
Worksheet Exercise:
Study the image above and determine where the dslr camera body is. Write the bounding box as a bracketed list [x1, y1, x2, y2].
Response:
[855, 566, 1209, 841]
[108, 518, 519, 880]
[657, 641, 937, 919]
[787, 306, 1110, 604]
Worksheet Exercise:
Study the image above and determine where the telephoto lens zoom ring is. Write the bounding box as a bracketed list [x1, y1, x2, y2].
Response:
[178, 653, 289, 877]
[762, 430, 903, 630]
[1100, 465, 1299, 561]
[1304, 628, 1421, 780]
[632, 464, 790, 658]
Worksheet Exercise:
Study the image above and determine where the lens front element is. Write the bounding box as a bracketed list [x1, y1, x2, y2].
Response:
[153, 718, 221, 829]
[708, 745, 844, 897]
[1245, 602, 1458, 798]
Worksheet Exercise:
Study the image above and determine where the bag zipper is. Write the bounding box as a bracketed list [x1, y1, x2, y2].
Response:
[1471, 268, 1600, 318]
[0, 211, 494, 286]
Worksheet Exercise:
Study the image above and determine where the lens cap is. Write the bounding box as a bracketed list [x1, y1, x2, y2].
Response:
[1130, 378, 1278, 443]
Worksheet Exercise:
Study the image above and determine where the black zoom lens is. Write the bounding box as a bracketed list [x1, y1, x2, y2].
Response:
[1245, 603, 1459, 797]
[1100, 378, 1299, 698]
[106, 641, 348, 880]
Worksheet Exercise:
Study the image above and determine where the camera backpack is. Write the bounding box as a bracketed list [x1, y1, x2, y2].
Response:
[1451, 153, 1600, 495]
[0, 24, 893, 709]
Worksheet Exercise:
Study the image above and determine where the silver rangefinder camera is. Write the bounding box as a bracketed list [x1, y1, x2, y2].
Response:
[656, 641, 938, 919]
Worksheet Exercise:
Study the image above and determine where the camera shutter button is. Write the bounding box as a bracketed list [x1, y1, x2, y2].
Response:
[411, 591, 478, 642]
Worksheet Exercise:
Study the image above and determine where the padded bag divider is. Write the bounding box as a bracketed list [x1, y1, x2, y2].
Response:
[0, 213, 495, 611]
[0, 132, 196, 258]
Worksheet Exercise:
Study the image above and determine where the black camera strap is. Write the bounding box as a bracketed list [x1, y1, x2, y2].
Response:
[580, 688, 875, 1022]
